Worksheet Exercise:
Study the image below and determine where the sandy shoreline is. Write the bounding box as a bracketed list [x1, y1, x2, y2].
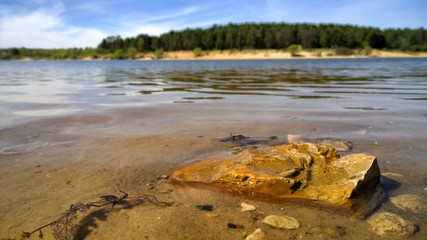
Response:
[12, 49, 427, 61]
[159, 49, 427, 60]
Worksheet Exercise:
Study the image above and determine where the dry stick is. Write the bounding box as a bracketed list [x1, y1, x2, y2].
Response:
[21, 220, 58, 239]
[137, 194, 174, 207]
[18, 191, 172, 239]
[20, 204, 83, 239]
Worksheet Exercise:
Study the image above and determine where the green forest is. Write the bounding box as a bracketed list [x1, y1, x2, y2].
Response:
[1, 23, 426, 60]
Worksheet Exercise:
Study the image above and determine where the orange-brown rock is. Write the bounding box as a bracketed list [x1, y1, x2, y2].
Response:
[171, 143, 384, 218]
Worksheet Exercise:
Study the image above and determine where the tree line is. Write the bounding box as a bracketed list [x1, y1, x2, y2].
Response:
[0, 48, 99, 60]
[98, 23, 427, 53]
[1, 22, 426, 60]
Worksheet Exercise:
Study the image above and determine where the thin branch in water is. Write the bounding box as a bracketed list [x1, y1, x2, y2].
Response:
[15, 191, 172, 240]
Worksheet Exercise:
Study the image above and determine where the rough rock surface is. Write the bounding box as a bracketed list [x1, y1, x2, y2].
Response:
[368, 212, 417, 237]
[171, 143, 384, 218]
[419, 222, 427, 233]
[262, 215, 300, 229]
[287, 134, 352, 151]
[390, 194, 427, 215]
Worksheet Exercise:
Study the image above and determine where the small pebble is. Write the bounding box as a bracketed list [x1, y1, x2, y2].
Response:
[196, 204, 214, 211]
[262, 215, 300, 229]
[382, 172, 403, 178]
[352, 130, 367, 135]
[241, 202, 256, 212]
[207, 213, 219, 218]
[368, 212, 416, 237]
[245, 228, 264, 240]
[227, 223, 244, 229]
[390, 194, 427, 214]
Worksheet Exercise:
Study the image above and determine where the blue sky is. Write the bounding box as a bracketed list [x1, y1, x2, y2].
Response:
[0, 0, 426, 48]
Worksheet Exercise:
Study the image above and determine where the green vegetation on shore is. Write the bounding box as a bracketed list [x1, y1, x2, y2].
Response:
[1, 23, 426, 60]
[0, 48, 100, 60]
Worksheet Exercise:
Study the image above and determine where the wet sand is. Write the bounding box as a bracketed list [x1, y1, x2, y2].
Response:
[1, 101, 427, 239]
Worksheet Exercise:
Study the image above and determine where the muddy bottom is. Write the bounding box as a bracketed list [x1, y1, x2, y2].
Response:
[1, 104, 427, 240]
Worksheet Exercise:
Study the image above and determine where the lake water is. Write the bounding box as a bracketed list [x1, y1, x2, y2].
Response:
[1, 59, 427, 136]
[1, 58, 427, 239]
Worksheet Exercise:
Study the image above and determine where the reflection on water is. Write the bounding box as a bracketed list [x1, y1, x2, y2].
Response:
[343, 107, 387, 111]
[0, 58, 426, 125]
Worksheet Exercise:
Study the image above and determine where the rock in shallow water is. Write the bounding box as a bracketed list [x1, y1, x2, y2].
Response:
[241, 202, 256, 212]
[245, 228, 264, 240]
[390, 194, 427, 215]
[368, 212, 417, 237]
[171, 143, 384, 218]
[308, 226, 346, 238]
[262, 215, 300, 229]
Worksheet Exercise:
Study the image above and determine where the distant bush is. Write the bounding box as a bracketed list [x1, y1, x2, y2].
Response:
[154, 48, 164, 59]
[228, 48, 238, 55]
[363, 47, 372, 56]
[287, 44, 302, 56]
[0, 47, 100, 60]
[127, 47, 137, 59]
[335, 47, 354, 56]
[193, 47, 203, 57]
[112, 49, 125, 59]
[358, 42, 372, 55]
[0, 49, 13, 59]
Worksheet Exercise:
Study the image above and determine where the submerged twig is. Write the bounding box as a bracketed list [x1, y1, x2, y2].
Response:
[135, 193, 174, 207]
[15, 190, 172, 240]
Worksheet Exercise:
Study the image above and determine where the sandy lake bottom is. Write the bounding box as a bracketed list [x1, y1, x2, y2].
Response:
[1, 59, 427, 239]
[1, 103, 426, 240]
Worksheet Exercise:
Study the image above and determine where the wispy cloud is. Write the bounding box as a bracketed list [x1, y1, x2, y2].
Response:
[143, 6, 200, 23]
[107, 7, 196, 37]
[0, 3, 107, 48]
[113, 4, 227, 37]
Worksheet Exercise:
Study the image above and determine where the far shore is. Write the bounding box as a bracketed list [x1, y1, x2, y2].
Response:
[154, 49, 427, 60]
[11, 49, 427, 61]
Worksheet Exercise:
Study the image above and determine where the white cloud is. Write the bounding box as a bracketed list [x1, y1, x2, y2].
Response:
[0, 4, 107, 48]
[0, 2, 211, 48]
[114, 6, 204, 37]
[121, 18, 231, 38]
[121, 25, 172, 37]
[144, 6, 200, 23]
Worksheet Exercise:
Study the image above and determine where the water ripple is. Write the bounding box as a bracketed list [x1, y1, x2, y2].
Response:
[1, 59, 426, 119]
